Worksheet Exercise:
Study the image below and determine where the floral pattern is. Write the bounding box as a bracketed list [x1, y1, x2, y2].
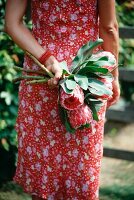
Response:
[13, 0, 107, 199]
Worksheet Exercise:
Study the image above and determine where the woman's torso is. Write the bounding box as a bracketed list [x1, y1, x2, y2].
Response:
[24, 0, 99, 68]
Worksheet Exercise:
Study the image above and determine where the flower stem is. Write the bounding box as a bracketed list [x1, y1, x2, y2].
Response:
[12, 75, 45, 83]
[13, 66, 48, 76]
[26, 51, 54, 78]
[26, 78, 49, 84]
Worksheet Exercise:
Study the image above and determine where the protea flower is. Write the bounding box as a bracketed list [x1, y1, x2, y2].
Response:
[60, 84, 84, 110]
[67, 104, 93, 129]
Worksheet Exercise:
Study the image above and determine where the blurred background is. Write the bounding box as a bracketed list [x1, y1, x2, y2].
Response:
[0, 0, 134, 199]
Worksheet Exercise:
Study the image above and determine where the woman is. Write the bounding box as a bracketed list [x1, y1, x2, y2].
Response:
[5, 0, 120, 200]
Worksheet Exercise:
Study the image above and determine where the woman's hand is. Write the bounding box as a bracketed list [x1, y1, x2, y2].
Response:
[107, 78, 120, 108]
[44, 56, 63, 88]
[98, 0, 120, 108]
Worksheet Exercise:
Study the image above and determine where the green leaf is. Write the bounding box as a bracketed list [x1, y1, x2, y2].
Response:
[82, 56, 109, 67]
[89, 86, 113, 97]
[86, 101, 99, 121]
[62, 69, 70, 76]
[89, 55, 109, 62]
[59, 61, 70, 75]
[84, 92, 92, 100]
[84, 93, 103, 103]
[65, 120, 75, 134]
[59, 80, 73, 94]
[86, 65, 108, 73]
[59, 60, 68, 70]
[97, 73, 114, 81]
[94, 101, 104, 112]
[93, 60, 115, 67]
[78, 66, 108, 76]
[89, 88, 105, 96]
[88, 78, 106, 86]
[88, 78, 113, 96]
[71, 39, 103, 72]
[84, 92, 104, 113]
[65, 79, 77, 90]
[0, 91, 13, 105]
[79, 123, 91, 129]
[74, 74, 89, 90]
[58, 103, 75, 133]
[89, 98, 103, 103]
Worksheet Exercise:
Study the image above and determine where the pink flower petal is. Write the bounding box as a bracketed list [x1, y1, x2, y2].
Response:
[60, 84, 84, 110]
[67, 104, 93, 129]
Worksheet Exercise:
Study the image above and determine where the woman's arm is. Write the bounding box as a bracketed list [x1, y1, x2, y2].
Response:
[98, 0, 120, 107]
[4, 0, 45, 59]
[4, 0, 62, 87]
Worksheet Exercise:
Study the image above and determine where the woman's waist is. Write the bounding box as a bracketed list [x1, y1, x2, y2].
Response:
[32, 22, 98, 41]
[31, 26, 99, 58]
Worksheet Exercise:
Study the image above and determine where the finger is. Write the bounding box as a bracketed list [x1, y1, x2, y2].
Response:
[53, 71, 62, 84]
[55, 70, 62, 79]
[52, 77, 59, 86]
[47, 79, 51, 87]
[48, 78, 53, 87]
[48, 78, 57, 89]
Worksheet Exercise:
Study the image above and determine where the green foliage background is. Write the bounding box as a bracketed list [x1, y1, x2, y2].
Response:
[0, 1, 22, 145]
[116, 1, 134, 66]
[0, 0, 134, 183]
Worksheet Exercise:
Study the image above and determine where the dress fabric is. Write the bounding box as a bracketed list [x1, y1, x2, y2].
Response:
[13, 0, 107, 199]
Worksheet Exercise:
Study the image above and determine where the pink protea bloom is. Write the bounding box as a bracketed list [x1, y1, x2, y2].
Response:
[92, 51, 117, 72]
[67, 104, 93, 129]
[60, 84, 84, 110]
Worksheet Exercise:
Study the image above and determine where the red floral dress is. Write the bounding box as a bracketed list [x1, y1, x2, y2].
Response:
[13, 0, 107, 199]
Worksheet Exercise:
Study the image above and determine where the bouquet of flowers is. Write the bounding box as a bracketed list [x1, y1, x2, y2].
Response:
[13, 39, 116, 133]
